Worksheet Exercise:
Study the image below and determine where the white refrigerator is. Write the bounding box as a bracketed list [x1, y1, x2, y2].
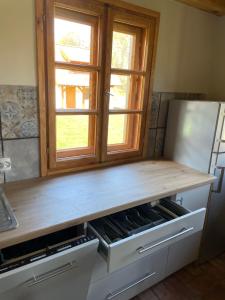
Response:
[164, 100, 225, 260]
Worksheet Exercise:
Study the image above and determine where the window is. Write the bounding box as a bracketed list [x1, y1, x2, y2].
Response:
[36, 0, 159, 175]
[106, 22, 146, 156]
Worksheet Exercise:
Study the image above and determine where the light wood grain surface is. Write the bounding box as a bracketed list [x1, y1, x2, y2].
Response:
[0, 161, 214, 249]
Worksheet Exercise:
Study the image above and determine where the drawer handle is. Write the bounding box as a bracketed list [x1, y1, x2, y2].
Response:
[106, 272, 156, 299]
[137, 227, 194, 254]
[24, 260, 78, 287]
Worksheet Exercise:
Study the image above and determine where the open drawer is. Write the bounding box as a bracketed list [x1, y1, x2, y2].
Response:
[0, 225, 98, 300]
[88, 198, 206, 272]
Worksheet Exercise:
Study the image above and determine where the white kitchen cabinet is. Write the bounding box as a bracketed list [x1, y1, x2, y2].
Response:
[90, 253, 108, 283]
[176, 185, 210, 211]
[88, 199, 206, 273]
[87, 247, 167, 300]
[0, 233, 98, 300]
[166, 231, 202, 276]
[88, 192, 209, 299]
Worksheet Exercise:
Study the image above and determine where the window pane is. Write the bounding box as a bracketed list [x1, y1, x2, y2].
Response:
[109, 75, 143, 110]
[107, 114, 141, 151]
[54, 18, 92, 64]
[111, 31, 135, 69]
[107, 114, 127, 145]
[56, 115, 95, 154]
[55, 69, 97, 110]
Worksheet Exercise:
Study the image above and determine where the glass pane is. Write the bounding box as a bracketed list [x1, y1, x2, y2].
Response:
[109, 75, 131, 110]
[55, 69, 96, 110]
[56, 115, 96, 157]
[109, 75, 143, 110]
[107, 114, 127, 145]
[111, 31, 135, 69]
[57, 115, 88, 150]
[54, 18, 92, 64]
[107, 114, 141, 151]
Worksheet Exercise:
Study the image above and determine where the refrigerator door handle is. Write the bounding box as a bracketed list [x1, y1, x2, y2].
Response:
[212, 166, 225, 194]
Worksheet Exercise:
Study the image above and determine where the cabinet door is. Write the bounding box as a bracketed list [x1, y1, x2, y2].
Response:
[166, 232, 201, 277]
[176, 185, 210, 211]
[0, 239, 98, 300]
[88, 248, 167, 300]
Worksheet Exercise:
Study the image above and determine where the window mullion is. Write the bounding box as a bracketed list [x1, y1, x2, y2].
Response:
[100, 5, 114, 162]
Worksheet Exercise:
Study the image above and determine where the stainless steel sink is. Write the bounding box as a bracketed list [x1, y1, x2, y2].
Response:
[0, 188, 18, 232]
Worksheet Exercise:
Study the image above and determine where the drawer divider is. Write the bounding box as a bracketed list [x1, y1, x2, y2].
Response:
[137, 227, 194, 254]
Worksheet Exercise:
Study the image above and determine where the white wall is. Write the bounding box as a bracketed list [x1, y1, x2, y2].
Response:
[126, 0, 217, 94]
[0, 0, 219, 95]
[0, 0, 36, 85]
[211, 17, 225, 99]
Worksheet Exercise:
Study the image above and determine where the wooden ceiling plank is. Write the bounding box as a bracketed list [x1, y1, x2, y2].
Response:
[175, 0, 225, 16]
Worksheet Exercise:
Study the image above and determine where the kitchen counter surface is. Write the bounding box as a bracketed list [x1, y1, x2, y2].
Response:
[0, 160, 214, 249]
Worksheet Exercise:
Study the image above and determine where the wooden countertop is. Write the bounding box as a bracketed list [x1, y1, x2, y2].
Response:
[0, 161, 214, 249]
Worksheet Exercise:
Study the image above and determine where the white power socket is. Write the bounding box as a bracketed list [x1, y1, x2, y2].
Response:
[0, 158, 11, 171]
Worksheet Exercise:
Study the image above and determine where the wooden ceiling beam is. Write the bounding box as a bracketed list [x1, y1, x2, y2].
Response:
[175, 0, 225, 16]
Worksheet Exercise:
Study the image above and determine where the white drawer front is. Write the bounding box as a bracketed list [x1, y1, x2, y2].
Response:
[0, 239, 98, 299]
[90, 207, 206, 272]
[88, 247, 167, 300]
[166, 231, 202, 276]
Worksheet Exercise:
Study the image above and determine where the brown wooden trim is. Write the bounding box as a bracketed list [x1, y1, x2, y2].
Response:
[113, 8, 154, 28]
[108, 109, 143, 114]
[55, 62, 100, 72]
[57, 146, 95, 158]
[36, 0, 48, 176]
[106, 149, 142, 161]
[56, 109, 98, 115]
[47, 155, 145, 176]
[111, 68, 145, 76]
[55, 5, 100, 25]
[100, 6, 114, 162]
[97, 0, 160, 18]
[93, 10, 105, 163]
[143, 17, 160, 158]
[55, 0, 104, 16]
[105, 6, 154, 159]
[46, 0, 57, 169]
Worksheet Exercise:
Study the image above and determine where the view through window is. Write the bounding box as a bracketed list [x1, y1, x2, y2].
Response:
[40, 0, 157, 172]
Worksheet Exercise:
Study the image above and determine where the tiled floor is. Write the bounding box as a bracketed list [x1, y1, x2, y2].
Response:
[132, 253, 225, 300]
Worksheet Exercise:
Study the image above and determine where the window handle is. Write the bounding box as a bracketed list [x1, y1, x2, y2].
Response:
[105, 91, 114, 97]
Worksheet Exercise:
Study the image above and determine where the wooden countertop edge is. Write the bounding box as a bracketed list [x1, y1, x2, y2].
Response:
[0, 175, 214, 249]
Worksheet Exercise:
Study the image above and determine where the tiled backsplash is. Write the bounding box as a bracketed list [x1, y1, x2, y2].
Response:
[0, 85, 205, 183]
[0, 85, 39, 183]
[0, 85, 39, 139]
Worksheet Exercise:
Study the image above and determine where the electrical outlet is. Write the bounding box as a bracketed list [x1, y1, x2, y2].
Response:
[0, 158, 11, 171]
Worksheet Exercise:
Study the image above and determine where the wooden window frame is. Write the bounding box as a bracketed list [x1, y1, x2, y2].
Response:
[36, 0, 160, 176]
[106, 18, 147, 157]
